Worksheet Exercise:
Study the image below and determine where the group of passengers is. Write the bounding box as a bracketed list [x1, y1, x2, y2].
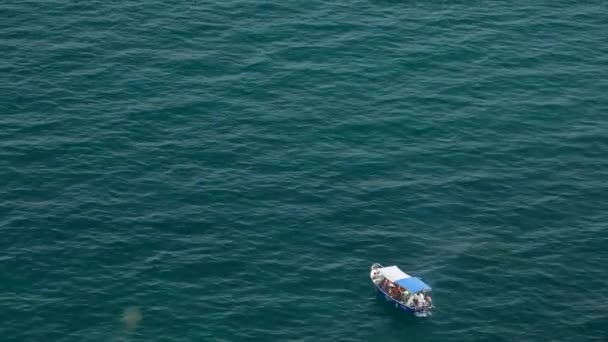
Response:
[379, 278, 432, 309]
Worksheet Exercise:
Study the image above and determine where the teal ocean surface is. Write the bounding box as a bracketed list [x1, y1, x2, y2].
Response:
[2, 1, 607, 341]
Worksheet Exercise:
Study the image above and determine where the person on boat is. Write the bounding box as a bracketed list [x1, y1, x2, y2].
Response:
[386, 281, 394, 292]
[418, 293, 426, 307]
[393, 288, 401, 300]
[406, 294, 414, 307]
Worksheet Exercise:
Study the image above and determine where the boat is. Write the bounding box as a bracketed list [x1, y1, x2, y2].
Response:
[370, 263, 433, 317]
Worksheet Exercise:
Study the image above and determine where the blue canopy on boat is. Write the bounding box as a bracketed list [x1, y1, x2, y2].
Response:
[395, 277, 431, 293]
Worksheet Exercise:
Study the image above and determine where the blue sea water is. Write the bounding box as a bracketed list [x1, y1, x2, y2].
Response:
[1, 1, 607, 341]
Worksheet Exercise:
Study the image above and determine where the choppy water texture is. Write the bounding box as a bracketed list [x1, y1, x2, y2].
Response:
[2, 1, 608, 341]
